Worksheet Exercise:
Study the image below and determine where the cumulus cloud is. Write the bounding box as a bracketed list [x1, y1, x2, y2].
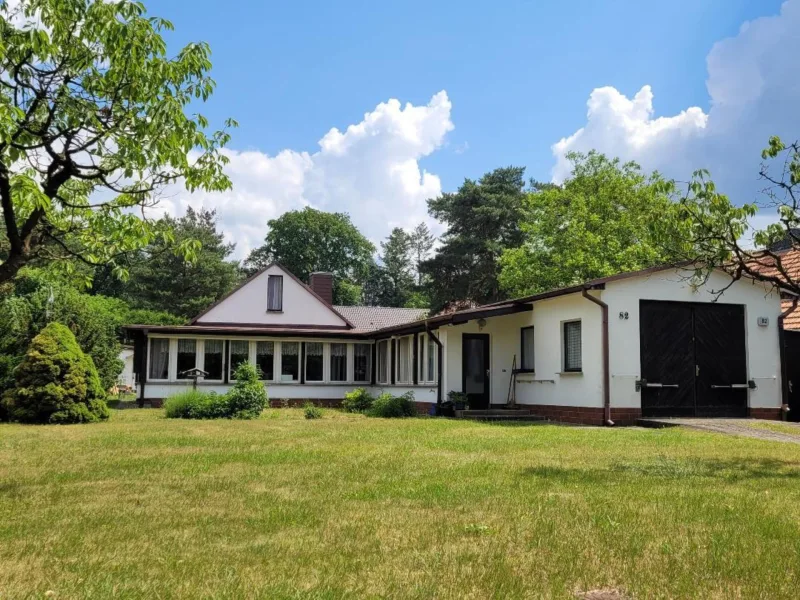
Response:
[160, 91, 453, 259]
[552, 0, 800, 208]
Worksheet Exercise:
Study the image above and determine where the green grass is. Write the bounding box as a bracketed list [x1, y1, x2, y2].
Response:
[2, 410, 800, 599]
[745, 420, 800, 436]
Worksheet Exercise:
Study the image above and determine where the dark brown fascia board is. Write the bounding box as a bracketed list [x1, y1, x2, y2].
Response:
[188, 261, 356, 329]
[189, 322, 352, 330]
[124, 324, 372, 339]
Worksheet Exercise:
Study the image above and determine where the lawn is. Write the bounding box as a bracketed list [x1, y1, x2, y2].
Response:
[2, 410, 800, 599]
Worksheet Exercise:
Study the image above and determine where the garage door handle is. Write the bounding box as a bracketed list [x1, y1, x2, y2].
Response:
[711, 383, 750, 389]
[644, 383, 679, 389]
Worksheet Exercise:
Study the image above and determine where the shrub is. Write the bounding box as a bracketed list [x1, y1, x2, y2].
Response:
[225, 363, 268, 419]
[367, 391, 417, 418]
[342, 387, 374, 413]
[2, 322, 109, 424]
[303, 402, 323, 420]
[164, 389, 227, 419]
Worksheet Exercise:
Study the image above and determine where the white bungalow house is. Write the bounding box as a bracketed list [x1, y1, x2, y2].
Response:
[126, 262, 786, 425]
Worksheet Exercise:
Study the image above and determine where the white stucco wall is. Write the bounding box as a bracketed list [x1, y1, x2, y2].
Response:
[602, 269, 782, 410]
[196, 264, 348, 326]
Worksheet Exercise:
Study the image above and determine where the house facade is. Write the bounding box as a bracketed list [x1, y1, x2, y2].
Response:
[127, 263, 785, 424]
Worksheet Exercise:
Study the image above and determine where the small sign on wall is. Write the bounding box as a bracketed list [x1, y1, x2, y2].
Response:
[757, 316, 769, 327]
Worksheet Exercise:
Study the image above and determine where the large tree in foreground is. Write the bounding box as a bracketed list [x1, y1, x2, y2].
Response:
[499, 152, 681, 297]
[0, 0, 233, 285]
[245, 207, 375, 304]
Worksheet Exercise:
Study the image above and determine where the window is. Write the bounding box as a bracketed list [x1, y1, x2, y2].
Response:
[306, 342, 324, 382]
[397, 336, 411, 383]
[148, 338, 170, 380]
[563, 320, 582, 372]
[377, 340, 390, 384]
[353, 344, 371, 382]
[255, 341, 274, 381]
[176, 339, 197, 379]
[427, 335, 437, 382]
[267, 275, 283, 311]
[418, 334, 437, 383]
[204, 339, 223, 380]
[521, 327, 535, 372]
[281, 342, 299, 381]
[330, 343, 347, 382]
[229, 340, 250, 379]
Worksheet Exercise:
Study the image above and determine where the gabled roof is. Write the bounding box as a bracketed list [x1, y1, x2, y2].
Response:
[333, 306, 429, 332]
[189, 262, 355, 328]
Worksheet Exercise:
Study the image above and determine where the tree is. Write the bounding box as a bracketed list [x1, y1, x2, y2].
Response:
[245, 207, 375, 305]
[409, 222, 435, 285]
[658, 136, 800, 297]
[422, 167, 527, 310]
[0, 0, 234, 285]
[114, 208, 240, 319]
[499, 152, 680, 297]
[379, 227, 414, 307]
[2, 322, 109, 424]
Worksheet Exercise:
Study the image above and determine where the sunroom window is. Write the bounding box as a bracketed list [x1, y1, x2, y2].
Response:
[176, 339, 197, 379]
[204, 339, 223, 380]
[229, 340, 250, 379]
[306, 342, 324, 382]
[255, 341, 274, 381]
[281, 342, 300, 382]
[330, 343, 348, 382]
[353, 344, 371, 383]
[148, 338, 169, 380]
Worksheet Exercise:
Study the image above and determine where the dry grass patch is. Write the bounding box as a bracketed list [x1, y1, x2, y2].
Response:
[2, 409, 800, 598]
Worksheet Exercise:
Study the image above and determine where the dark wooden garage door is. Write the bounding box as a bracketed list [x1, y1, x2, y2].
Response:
[640, 301, 748, 418]
[784, 330, 800, 422]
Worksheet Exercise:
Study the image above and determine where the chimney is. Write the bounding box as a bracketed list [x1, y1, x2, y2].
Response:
[309, 272, 334, 305]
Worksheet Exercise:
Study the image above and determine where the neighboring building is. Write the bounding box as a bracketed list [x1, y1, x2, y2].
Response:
[118, 346, 135, 388]
[126, 262, 784, 424]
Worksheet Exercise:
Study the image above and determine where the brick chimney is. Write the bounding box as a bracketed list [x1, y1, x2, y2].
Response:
[309, 272, 334, 305]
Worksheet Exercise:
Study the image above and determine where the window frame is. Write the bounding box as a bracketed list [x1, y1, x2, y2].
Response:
[280, 341, 300, 382]
[305, 341, 325, 383]
[254, 340, 275, 382]
[147, 337, 171, 382]
[519, 326, 535, 373]
[376, 339, 390, 384]
[267, 274, 283, 312]
[353, 343, 372, 383]
[395, 335, 413, 384]
[228, 339, 251, 380]
[418, 333, 438, 384]
[176, 338, 198, 380]
[201, 338, 225, 382]
[329, 342, 348, 383]
[562, 320, 582, 373]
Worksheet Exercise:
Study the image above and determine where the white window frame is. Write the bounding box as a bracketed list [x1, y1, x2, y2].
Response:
[418, 333, 437, 384]
[305, 341, 325, 383]
[352, 343, 372, 384]
[395, 335, 413, 384]
[146, 336, 172, 382]
[329, 342, 348, 383]
[228, 339, 251, 380]
[377, 339, 390, 384]
[254, 340, 276, 382]
[279, 340, 301, 382]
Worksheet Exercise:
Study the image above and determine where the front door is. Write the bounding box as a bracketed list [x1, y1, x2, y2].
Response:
[640, 300, 748, 418]
[462, 334, 490, 409]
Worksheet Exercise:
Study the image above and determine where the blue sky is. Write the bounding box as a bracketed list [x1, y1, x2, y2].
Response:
[149, 0, 796, 256]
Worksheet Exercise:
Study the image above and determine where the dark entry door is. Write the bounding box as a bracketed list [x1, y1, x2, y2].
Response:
[640, 301, 748, 418]
[462, 334, 490, 409]
[784, 330, 800, 422]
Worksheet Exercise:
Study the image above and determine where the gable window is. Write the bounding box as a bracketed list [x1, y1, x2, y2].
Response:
[563, 320, 582, 372]
[176, 339, 197, 379]
[281, 342, 299, 381]
[255, 341, 274, 381]
[353, 343, 371, 383]
[396, 336, 412, 384]
[520, 326, 535, 372]
[229, 340, 250, 379]
[267, 275, 283, 312]
[148, 338, 170, 380]
[204, 339, 224, 380]
[306, 342, 324, 382]
[330, 343, 348, 382]
[377, 340, 390, 384]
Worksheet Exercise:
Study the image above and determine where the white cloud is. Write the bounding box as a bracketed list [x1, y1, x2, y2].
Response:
[552, 0, 800, 209]
[161, 91, 453, 259]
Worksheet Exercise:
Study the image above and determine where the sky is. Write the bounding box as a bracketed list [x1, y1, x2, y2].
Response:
[146, 0, 796, 258]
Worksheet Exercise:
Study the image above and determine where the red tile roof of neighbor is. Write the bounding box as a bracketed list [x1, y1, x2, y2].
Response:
[747, 247, 800, 330]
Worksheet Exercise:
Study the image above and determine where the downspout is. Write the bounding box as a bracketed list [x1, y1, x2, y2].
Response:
[778, 295, 798, 421]
[426, 320, 444, 405]
[581, 288, 613, 426]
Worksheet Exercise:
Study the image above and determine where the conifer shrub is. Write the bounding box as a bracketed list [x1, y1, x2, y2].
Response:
[2, 323, 109, 424]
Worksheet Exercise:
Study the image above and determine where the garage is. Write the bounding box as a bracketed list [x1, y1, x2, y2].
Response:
[639, 300, 748, 418]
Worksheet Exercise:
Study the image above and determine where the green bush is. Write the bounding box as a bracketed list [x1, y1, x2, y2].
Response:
[367, 391, 417, 418]
[342, 387, 374, 413]
[2, 322, 109, 424]
[226, 363, 268, 419]
[303, 402, 323, 420]
[164, 389, 227, 419]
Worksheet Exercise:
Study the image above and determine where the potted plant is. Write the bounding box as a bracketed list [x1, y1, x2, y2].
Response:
[448, 391, 469, 411]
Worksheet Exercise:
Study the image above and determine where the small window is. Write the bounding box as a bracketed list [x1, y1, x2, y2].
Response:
[255, 341, 274, 381]
[427, 335, 437, 382]
[330, 343, 348, 382]
[306, 342, 324, 382]
[397, 336, 411, 384]
[176, 339, 197, 379]
[267, 275, 283, 312]
[281, 342, 299, 381]
[353, 344, 371, 382]
[521, 327, 535, 371]
[229, 340, 250, 379]
[148, 338, 170, 380]
[418, 334, 437, 383]
[204, 339, 223, 380]
[377, 340, 390, 384]
[563, 321, 582, 372]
